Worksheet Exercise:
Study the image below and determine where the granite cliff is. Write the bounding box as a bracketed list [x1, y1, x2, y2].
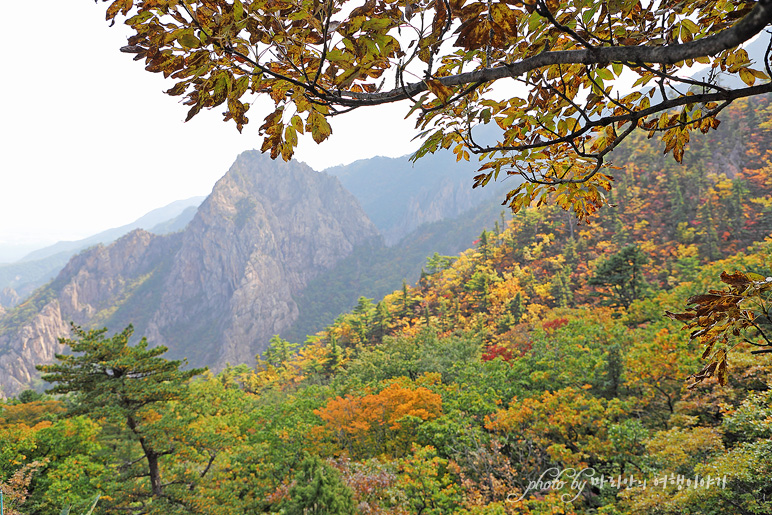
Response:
[0, 151, 377, 397]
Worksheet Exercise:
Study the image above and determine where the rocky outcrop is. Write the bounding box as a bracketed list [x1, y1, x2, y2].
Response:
[144, 152, 379, 366]
[0, 151, 377, 398]
[0, 301, 71, 394]
[384, 179, 484, 245]
[0, 229, 178, 397]
[0, 288, 20, 308]
[325, 151, 497, 245]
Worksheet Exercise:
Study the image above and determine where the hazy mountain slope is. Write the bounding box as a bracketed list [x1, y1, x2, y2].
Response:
[0, 197, 204, 308]
[0, 152, 377, 397]
[20, 196, 205, 263]
[0, 244, 41, 265]
[147, 205, 199, 234]
[326, 151, 496, 244]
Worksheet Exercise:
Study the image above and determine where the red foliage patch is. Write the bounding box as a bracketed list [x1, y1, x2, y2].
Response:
[482, 344, 515, 363]
[542, 317, 568, 332]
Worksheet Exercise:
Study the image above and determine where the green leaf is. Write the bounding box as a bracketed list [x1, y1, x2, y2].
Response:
[597, 68, 614, 81]
[233, 0, 245, 21]
[84, 495, 101, 515]
[178, 33, 200, 49]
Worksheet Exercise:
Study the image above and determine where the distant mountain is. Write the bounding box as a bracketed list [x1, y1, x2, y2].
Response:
[326, 151, 497, 244]
[0, 152, 378, 397]
[19, 196, 205, 263]
[0, 197, 203, 308]
[0, 243, 45, 265]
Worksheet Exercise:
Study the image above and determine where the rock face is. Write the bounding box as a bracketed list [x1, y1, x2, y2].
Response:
[0, 229, 176, 396]
[143, 152, 378, 366]
[384, 178, 485, 245]
[0, 288, 20, 308]
[0, 151, 378, 398]
[0, 197, 205, 309]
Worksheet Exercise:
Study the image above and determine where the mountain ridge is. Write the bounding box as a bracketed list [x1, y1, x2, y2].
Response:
[0, 152, 378, 397]
[0, 197, 204, 308]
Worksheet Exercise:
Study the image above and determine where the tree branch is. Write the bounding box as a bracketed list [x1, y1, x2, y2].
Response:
[328, 0, 772, 106]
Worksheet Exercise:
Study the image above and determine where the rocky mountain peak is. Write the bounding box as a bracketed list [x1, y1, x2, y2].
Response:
[0, 152, 378, 398]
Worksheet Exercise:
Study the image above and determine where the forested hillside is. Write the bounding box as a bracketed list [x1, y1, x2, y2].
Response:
[2, 97, 771, 514]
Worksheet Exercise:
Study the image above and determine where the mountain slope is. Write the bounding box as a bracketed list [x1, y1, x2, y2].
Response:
[19, 196, 205, 263]
[282, 196, 507, 342]
[0, 197, 204, 308]
[0, 152, 377, 397]
[326, 151, 497, 244]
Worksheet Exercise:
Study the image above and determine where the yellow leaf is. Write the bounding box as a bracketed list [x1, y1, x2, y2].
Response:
[738, 67, 756, 87]
[425, 79, 454, 104]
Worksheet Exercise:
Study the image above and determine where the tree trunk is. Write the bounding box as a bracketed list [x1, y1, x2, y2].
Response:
[127, 415, 164, 497]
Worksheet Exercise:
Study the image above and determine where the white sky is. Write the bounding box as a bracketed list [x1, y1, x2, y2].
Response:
[0, 0, 418, 249]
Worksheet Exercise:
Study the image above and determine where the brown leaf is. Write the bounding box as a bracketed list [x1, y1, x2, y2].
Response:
[686, 294, 723, 305]
[425, 79, 454, 104]
[664, 310, 695, 322]
[720, 271, 751, 290]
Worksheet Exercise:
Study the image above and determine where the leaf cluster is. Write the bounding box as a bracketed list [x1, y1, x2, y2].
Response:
[666, 270, 772, 386]
[97, 0, 772, 219]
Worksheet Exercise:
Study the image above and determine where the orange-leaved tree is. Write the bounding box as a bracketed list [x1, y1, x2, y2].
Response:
[314, 378, 443, 457]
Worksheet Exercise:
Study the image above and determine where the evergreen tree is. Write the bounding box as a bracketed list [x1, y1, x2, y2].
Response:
[37, 324, 205, 500]
[604, 343, 624, 399]
[589, 245, 649, 308]
[478, 229, 491, 259]
[509, 292, 524, 323]
[326, 331, 342, 373]
[351, 297, 375, 344]
[697, 199, 721, 260]
[264, 335, 300, 367]
[401, 279, 411, 317]
[426, 253, 456, 275]
[373, 300, 391, 341]
[282, 456, 356, 515]
[550, 269, 573, 308]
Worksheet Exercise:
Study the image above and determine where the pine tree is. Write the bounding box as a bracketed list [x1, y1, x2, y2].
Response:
[373, 301, 391, 341]
[478, 229, 491, 259]
[401, 279, 411, 317]
[589, 245, 649, 308]
[550, 269, 573, 308]
[264, 335, 300, 367]
[282, 456, 356, 515]
[37, 324, 205, 499]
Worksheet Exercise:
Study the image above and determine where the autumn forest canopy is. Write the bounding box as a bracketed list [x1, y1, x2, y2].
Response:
[2, 0, 772, 514]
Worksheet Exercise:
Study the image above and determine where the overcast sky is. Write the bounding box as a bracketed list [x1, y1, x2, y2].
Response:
[0, 1, 419, 251]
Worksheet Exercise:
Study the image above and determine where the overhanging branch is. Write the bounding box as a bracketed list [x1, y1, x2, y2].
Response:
[326, 0, 772, 107]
